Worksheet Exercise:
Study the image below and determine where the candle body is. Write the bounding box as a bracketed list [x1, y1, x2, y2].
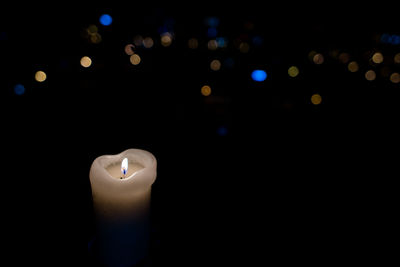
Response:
[89, 149, 157, 267]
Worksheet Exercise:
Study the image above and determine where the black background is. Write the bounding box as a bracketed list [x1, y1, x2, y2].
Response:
[1, 3, 397, 266]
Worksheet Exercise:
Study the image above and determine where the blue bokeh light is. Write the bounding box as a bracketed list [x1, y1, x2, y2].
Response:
[217, 126, 228, 136]
[251, 70, 267, 82]
[207, 27, 218, 38]
[14, 84, 25, 95]
[99, 14, 113, 26]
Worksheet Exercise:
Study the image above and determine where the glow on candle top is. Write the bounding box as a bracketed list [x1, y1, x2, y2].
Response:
[106, 160, 144, 179]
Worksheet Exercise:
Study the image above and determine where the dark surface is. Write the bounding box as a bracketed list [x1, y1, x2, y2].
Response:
[1, 4, 397, 266]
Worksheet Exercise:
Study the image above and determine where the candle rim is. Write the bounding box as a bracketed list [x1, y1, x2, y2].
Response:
[93, 148, 157, 183]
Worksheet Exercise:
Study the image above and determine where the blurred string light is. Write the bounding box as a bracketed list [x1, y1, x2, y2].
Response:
[347, 61, 359, 72]
[160, 32, 173, 47]
[85, 24, 102, 44]
[380, 33, 400, 45]
[124, 44, 135, 56]
[207, 39, 218, 50]
[311, 93, 322, 105]
[201, 85, 212, 96]
[207, 27, 218, 38]
[80, 56, 92, 68]
[14, 84, 25, 95]
[313, 53, 324, 64]
[288, 66, 299, 78]
[188, 38, 199, 49]
[251, 70, 267, 82]
[133, 35, 144, 47]
[394, 53, 400, 64]
[143, 37, 154, 49]
[338, 52, 350, 64]
[204, 16, 220, 28]
[130, 54, 141, 65]
[371, 52, 384, 64]
[365, 70, 376, 81]
[210, 59, 221, 71]
[217, 126, 228, 136]
[99, 14, 113, 26]
[35, 71, 47, 82]
[390, 72, 400, 83]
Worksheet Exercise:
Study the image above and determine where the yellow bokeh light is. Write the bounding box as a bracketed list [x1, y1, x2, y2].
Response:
[80, 56, 92, 68]
[35, 71, 47, 82]
[143, 37, 154, 48]
[311, 93, 322, 105]
[347, 61, 359, 72]
[210, 59, 221, 71]
[130, 54, 141, 65]
[338, 52, 350, 64]
[201, 85, 212, 96]
[87, 24, 98, 35]
[365, 70, 376, 81]
[308, 50, 317, 61]
[394, 53, 400, 64]
[188, 38, 199, 49]
[372, 52, 384, 64]
[133, 35, 143, 47]
[288, 66, 299, 77]
[90, 33, 102, 44]
[207, 39, 218, 50]
[390, 72, 400, 84]
[161, 33, 172, 47]
[313, 53, 324, 64]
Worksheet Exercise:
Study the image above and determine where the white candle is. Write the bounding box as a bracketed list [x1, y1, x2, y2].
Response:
[89, 148, 157, 267]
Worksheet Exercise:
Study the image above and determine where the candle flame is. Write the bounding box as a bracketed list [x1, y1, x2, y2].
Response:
[121, 158, 128, 178]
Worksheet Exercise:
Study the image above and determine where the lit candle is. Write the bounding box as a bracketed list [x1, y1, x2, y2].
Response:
[89, 148, 157, 267]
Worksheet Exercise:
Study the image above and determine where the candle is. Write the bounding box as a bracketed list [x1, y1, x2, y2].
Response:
[89, 148, 157, 267]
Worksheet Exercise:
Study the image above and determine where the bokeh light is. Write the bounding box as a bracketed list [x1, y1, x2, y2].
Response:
[133, 35, 143, 47]
[130, 54, 141, 65]
[201, 85, 212, 96]
[35, 71, 47, 82]
[207, 39, 218, 50]
[90, 33, 102, 44]
[99, 14, 112, 26]
[365, 70, 376, 81]
[288, 66, 299, 77]
[87, 24, 98, 35]
[161, 33, 173, 47]
[80, 56, 92, 68]
[14, 84, 25, 95]
[143, 37, 154, 48]
[313, 53, 324, 64]
[251, 70, 267, 82]
[311, 93, 322, 105]
[210, 59, 221, 71]
[217, 126, 228, 136]
[390, 72, 400, 83]
[188, 38, 199, 49]
[372, 52, 384, 64]
[207, 27, 218, 38]
[124, 44, 135, 56]
[338, 52, 350, 64]
[394, 53, 400, 64]
[347, 61, 359, 72]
